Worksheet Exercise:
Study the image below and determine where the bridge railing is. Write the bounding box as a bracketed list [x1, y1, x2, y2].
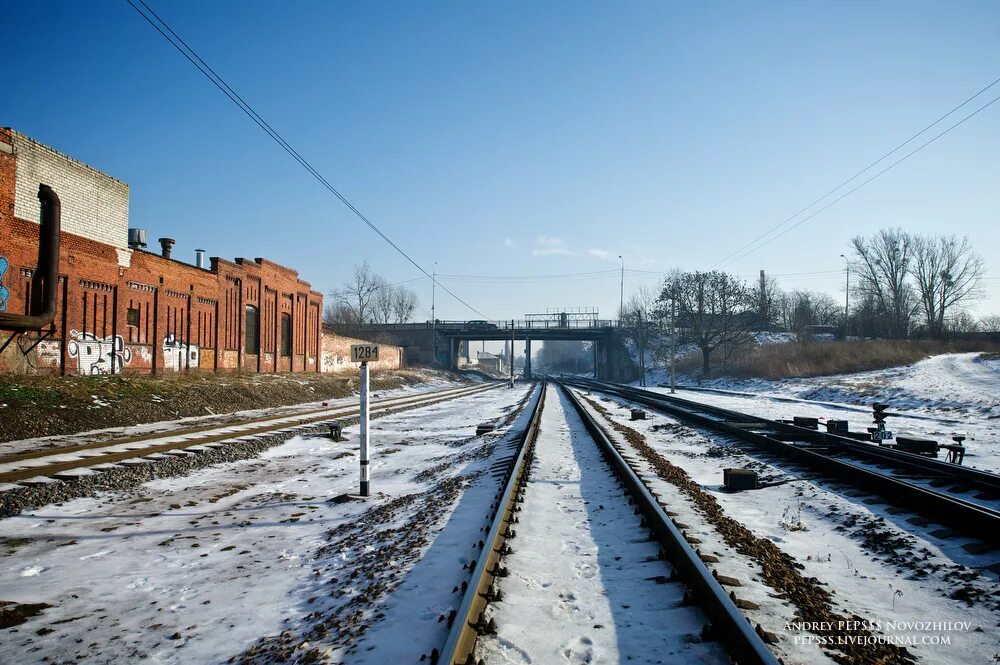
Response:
[327, 319, 622, 333]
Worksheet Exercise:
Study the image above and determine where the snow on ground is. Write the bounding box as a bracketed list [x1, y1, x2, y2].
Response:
[477, 386, 727, 664]
[0, 373, 466, 458]
[576, 389, 999, 665]
[0, 384, 532, 664]
[755, 331, 797, 345]
[646, 352, 1000, 473]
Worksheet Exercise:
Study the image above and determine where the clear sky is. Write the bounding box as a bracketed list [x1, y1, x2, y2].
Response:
[3, 1, 999, 321]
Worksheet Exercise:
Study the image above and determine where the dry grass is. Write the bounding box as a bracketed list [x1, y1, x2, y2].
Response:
[0, 368, 452, 443]
[680, 339, 1000, 381]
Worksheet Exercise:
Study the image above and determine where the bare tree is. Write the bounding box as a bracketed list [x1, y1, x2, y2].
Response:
[391, 285, 418, 323]
[659, 271, 757, 374]
[979, 314, 1000, 335]
[329, 261, 383, 325]
[752, 273, 783, 327]
[911, 235, 984, 338]
[850, 228, 918, 338]
[620, 286, 658, 384]
[324, 302, 358, 325]
[369, 277, 395, 325]
[778, 290, 842, 337]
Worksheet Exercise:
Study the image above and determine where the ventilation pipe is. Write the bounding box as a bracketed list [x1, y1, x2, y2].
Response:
[158, 237, 175, 259]
[195, 248, 206, 269]
[0, 184, 61, 332]
[128, 228, 148, 249]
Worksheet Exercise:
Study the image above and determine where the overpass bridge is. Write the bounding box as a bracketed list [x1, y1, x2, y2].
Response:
[328, 317, 639, 381]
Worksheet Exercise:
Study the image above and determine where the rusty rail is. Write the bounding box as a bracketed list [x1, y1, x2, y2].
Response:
[436, 382, 545, 664]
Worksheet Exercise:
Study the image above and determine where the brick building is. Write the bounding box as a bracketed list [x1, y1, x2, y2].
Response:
[0, 128, 325, 375]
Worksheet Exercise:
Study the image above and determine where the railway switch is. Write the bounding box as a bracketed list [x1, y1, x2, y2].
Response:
[825, 420, 849, 434]
[894, 436, 939, 457]
[943, 435, 966, 464]
[793, 416, 819, 429]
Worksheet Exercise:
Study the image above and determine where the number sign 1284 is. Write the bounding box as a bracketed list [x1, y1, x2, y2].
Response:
[351, 344, 380, 363]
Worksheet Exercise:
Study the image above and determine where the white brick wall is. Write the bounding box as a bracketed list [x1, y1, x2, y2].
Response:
[12, 131, 129, 249]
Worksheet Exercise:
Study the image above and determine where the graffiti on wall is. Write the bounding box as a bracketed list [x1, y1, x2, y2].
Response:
[67, 331, 132, 375]
[0, 257, 9, 312]
[163, 333, 200, 371]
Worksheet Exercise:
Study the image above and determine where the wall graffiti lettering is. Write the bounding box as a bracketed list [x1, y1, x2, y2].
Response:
[67, 331, 132, 375]
[163, 333, 200, 371]
[0, 257, 9, 312]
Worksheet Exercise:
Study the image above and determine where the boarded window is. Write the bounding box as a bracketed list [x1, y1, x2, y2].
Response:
[280, 314, 292, 356]
[126, 307, 140, 327]
[245, 305, 260, 354]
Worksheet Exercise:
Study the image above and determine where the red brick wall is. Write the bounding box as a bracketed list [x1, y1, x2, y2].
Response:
[0, 133, 323, 376]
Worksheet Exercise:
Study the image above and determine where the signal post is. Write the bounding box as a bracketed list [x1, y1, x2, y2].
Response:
[351, 343, 379, 496]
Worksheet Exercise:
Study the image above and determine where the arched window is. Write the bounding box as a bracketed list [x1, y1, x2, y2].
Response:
[245, 305, 259, 354]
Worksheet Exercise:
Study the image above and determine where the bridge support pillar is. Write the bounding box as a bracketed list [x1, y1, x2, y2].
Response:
[525, 337, 532, 379]
[449, 337, 458, 371]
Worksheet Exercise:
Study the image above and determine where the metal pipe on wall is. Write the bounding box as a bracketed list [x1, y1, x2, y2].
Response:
[0, 184, 61, 332]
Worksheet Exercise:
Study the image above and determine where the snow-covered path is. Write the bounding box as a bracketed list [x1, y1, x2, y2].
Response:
[892, 352, 1000, 408]
[476, 386, 726, 664]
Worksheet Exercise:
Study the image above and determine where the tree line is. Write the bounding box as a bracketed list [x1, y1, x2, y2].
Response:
[324, 261, 419, 325]
[618, 229, 989, 374]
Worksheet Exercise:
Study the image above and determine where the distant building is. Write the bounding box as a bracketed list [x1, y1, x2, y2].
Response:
[0, 128, 325, 375]
[803, 324, 837, 341]
[477, 351, 503, 374]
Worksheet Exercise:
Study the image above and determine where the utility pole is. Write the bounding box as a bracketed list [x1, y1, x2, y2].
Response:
[759, 269, 767, 324]
[618, 255, 624, 320]
[638, 308, 645, 387]
[431, 262, 437, 365]
[509, 319, 515, 387]
[840, 254, 849, 337]
[670, 286, 677, 394]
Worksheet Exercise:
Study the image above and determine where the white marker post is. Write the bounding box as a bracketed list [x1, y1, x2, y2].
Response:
[351, 343, 380, 497]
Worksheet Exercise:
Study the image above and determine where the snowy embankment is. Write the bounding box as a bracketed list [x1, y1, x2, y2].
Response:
[649, 353, 1000, 473]
[0, 386, 533, 664]
[578, 390, 998, 665]
[0, 374, 464, 459]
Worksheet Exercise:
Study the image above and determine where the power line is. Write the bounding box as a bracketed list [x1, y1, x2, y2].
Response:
[713, 75, 1000, 269]
[124, 0, 489, 318]
[717, 90, 1000, 268]
[432, 267, 846, 284]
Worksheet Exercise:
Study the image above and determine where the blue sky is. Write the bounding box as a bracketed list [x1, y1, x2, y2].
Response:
[3, 0, 999, 320]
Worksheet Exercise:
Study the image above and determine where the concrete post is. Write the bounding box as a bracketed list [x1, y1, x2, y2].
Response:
[525, 337, 532, 379]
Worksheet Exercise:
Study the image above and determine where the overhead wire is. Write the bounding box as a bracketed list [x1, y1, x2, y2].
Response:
[713, 75, 1000, 270]
[717, 90, 1000, 268]
[124, 0, 489, 318]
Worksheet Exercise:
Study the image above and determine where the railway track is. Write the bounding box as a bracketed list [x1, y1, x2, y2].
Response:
[0, 382, 500, 489]
[562, 376, 1000, 548]
[437, 382, 778, 665]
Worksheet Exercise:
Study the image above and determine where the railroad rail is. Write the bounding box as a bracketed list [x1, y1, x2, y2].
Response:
[0, 382, 500, 488]
[562, 376, 1000, 547]
[436, 382, 779, 665]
